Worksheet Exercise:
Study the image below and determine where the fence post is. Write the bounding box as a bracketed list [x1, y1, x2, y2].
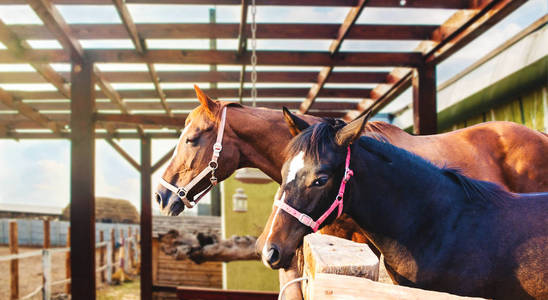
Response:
[100, 230, 105, 283]
[124, 234, 130, 273]
[110, 228, 116, 275]
[65, 227, 71, 295]
[9, 221, 19, 300]
[128, 227, 134, 268]
[134, 231, 139, 267]
[106, 240, 112, 284]
[42, 249, 52, 300]
[43, 220, 50, 249]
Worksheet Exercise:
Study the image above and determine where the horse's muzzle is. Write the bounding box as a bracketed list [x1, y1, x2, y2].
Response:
[155, 187, 185, 216]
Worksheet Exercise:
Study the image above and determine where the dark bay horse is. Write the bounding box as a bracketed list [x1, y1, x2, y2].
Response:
[257, 115, 548, 299]
[156, 87, 548, 298]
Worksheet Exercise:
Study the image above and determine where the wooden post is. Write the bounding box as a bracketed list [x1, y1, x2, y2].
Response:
[412, 63, 437, 135]
[119, 228, 125, 270]
[140, 136, 153, 300]
[110, 228, 116, 274]
[128, 227, 134, 268]
[42, 249, 52, 300]
[100, 230, 105, 283]
[43, 220, 50, 249]
[106, 240, 112, 284]
[9, 221, 18, 300]
[70, 59, 96, 300]
[65, 227, 71, 294]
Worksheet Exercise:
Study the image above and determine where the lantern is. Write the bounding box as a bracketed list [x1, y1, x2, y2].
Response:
[232, 188, 248, 212]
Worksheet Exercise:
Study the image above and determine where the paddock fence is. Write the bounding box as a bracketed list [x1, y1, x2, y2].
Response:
[0, 219, 140, 300]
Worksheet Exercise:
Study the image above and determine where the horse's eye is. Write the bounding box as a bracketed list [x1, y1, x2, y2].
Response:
[185, 137, 198, 145]
[312, 176, 328, 187]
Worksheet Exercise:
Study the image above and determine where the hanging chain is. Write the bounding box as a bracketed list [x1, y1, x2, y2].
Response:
[250, 0, 258, 107]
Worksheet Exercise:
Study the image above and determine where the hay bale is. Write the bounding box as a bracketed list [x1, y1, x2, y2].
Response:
[61, 197, 139, 224]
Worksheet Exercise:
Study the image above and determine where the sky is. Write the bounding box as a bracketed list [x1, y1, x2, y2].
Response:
[0, 1, 546, 214]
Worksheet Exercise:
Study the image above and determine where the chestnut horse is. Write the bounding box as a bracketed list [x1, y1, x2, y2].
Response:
[257, 115, 548, 299]
[156, 86, 548, 298]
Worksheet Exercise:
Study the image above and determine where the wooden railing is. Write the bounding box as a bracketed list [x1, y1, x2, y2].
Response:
[1, 220, 140, 300]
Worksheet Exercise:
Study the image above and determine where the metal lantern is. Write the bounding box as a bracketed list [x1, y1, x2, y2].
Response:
[232, 188, 248, 212]
[234, 168, 272, 184]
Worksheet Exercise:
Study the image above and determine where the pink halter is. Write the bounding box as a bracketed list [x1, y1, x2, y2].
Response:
[274, 146, 354, 232]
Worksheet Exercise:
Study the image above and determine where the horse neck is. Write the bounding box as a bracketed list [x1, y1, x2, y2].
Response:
[227, 106, 318, 183]
[345, 142, 466, 268]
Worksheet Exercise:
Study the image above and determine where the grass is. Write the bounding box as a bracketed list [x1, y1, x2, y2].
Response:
[97, 278, 140, 300]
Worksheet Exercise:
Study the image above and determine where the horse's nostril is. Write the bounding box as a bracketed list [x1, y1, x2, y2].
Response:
[267, 245, 280, 266]
[155, 193, 162, 206]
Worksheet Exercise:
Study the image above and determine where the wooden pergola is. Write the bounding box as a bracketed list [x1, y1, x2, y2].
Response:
[0, 0, 526, 299]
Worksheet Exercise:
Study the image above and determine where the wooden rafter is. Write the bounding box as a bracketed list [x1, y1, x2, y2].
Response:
[0, 88, 65, 134]
[0, 49, 424, 66]
[343, 0, 527, 119]
[112, 0, 173, 117]
[6, 0, 472, 8]
[8, 23, 438, 40]
[0, 71, 390, 84]
[0, 19, 71, 98]
[12, 88, 374, 100]
[26, 0, 145, 136]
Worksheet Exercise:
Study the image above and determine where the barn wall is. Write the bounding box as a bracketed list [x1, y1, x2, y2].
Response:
[221, 171, 280, 291]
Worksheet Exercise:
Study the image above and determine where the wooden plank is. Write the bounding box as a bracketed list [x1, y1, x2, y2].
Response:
[1, 0, 471, 7]
[0, 49, 423, 66]
[0, 70, 390, 84]
[308, 273, 485, 300]
[140, 137, 153, 300]
[13, 88, 372, 100]
[0, 131, 180, 139]
[106, 138, 141, 171]
[177, 287, 278, 300]
[70, 60, 96, 300]
[0, 88, 64, 134]
[9, 221, 18, 300]
[412, 64, 437, 134]
[8, 23, 438, 40]
[96, 113, 186, 127]
[0, 19, 70, 98]
[26, 0, 85, 62]
[152, 146, 176, 173]
[147, 63, 173, 116]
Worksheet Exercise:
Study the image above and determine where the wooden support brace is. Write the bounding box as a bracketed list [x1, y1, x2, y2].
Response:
[152, 146, 176, 173]
[106, 138, 141, 171]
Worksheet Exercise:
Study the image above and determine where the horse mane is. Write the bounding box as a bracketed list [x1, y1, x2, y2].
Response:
[291, 120, 514, 208]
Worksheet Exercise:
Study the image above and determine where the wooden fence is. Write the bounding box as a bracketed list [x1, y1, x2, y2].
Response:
[0, 220, 140, 300]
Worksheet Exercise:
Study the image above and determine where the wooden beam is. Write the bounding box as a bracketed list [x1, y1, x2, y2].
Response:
[9, 23, 438, 40]
[13, 88, 373, 100]
[0, 88, 64, 134]
[0, 19, 70, 98]
[4, 0, 471, 8]
[70, 60, 96, 300]
[27, 0, 84, 62]
[237, 0, 249, 55]
[152, 146, 176, 173]
[344, 0, 526, 119]
[106, 138, 141, 171]
[412, 64, 437, 135]
[0, 70, 390, 84]
[112, 0, 173, 117]
[0, 49, 423, 66]
[0, 131, 180, 139]
[95, 113, 186, 127]
[140, 136, 153, 300]
[93, 69, 128, 114]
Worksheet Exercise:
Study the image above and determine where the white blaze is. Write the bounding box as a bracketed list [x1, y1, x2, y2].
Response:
[286, 151, 305, 184]
[262, 192, 285, 267]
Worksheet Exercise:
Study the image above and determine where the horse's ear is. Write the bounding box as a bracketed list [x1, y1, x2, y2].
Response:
[282, 107, 310, 137]
[194, 84, 217, 113]
[335, 110, 372, 147]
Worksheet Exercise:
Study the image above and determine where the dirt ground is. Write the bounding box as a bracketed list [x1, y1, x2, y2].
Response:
[0, 246, 110, 300]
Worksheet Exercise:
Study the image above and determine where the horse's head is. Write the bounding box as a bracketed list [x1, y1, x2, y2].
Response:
[257, 109, 369, 269]
[155, 86, 241, 216]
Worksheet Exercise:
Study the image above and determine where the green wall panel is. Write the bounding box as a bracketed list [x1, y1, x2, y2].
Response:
[222, 171, 280, 291]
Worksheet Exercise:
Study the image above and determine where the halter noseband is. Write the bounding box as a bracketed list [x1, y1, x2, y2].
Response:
[159, 106, 228, 209]
[274, 146, 353, 232]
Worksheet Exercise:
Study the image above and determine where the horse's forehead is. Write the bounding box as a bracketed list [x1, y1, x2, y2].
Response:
[285, 151, 306, 184]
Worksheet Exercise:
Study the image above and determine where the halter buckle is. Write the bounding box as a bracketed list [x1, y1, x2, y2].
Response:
[209, 161, 218, 169]
[176, 188, 187, 199]
[298, 214, 314, 227]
